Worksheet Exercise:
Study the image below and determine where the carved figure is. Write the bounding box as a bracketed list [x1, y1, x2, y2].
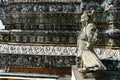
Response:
[101, 0, 114, 11]
[78, 11, 106, 72]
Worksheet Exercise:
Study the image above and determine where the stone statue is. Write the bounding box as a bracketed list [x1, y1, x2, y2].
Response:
[77, 11, 106, 72]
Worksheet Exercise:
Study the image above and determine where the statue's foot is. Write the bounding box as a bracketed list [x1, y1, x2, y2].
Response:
[78, 67, 88, 73]
[89, 67, 98, 71]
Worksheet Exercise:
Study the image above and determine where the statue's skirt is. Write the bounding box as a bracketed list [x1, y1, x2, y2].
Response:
[82, 50, 106, 71]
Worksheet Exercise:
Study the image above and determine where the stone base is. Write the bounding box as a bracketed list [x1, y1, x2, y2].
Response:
[83, 71, 120, 80]
[0, 72, 58, 80]
[72, 65, 120, 80]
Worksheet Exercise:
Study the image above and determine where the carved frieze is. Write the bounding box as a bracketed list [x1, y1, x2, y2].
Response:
[0, 44, 120, 61]
[0, 44, 77, 56]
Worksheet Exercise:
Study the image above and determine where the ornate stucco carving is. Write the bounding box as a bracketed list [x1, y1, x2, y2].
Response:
[0, 44, 120, 61]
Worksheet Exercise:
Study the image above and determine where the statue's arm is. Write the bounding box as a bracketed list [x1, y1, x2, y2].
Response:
[79, 33, 90, 48]
[80, 39, 90, 48]
[88, 10, 95, 16]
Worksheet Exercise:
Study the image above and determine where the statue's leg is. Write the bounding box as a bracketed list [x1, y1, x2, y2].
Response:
[82, 50, 106, 71]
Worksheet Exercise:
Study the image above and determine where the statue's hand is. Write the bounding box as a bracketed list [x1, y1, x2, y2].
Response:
[91, 10, 95, 14]
[86, 42, 90, 48]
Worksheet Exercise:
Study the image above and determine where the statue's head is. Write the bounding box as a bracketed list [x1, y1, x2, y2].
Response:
[81, 11, 89, 22]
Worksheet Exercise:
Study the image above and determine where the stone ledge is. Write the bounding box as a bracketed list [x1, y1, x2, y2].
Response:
[71, 65, 120, 80]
